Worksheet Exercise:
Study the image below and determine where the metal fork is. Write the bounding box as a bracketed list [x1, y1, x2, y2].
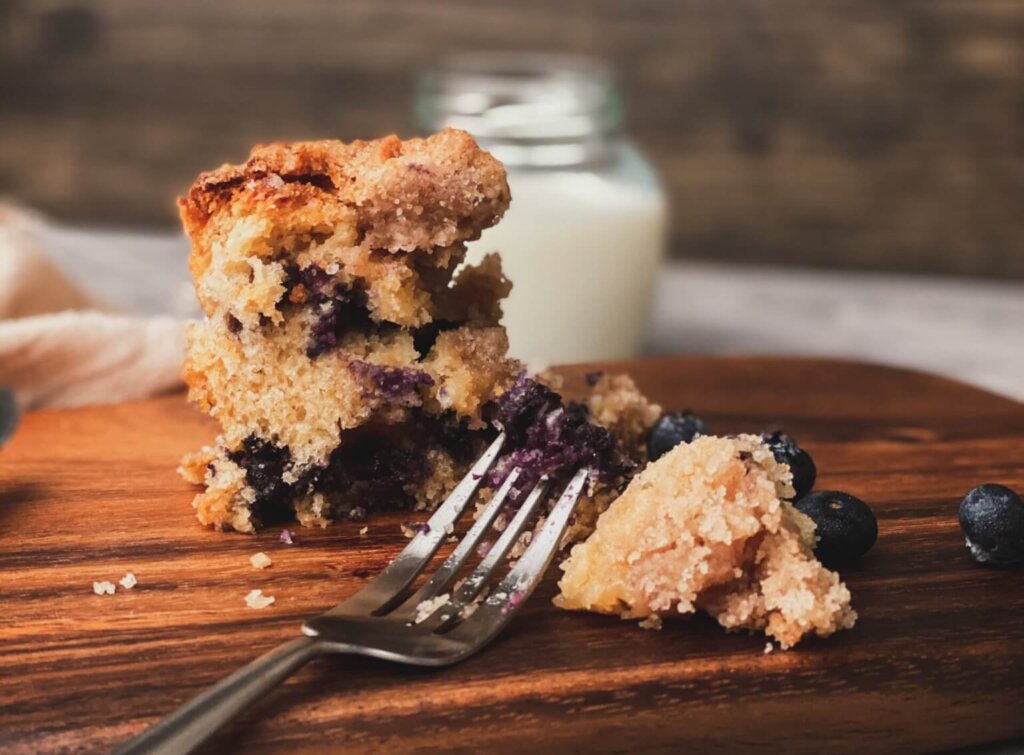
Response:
[116, 433, 589, 755]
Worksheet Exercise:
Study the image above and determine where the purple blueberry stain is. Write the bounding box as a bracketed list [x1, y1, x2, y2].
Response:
[304, 434, 431, 513]
[348, 360, 434, 407]
[279, 262, 375, 358]
[488, 373, 633, 496]
[228, 437, 295, 524]
[502, 588, 527, 615]
[214, 407, 493, 534]
[307, 294, 373, 358]
[282, 262, 333, 301]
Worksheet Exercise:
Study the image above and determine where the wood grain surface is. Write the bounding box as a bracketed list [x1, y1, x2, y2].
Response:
[3, 1, 1024, 278]
[2, 357, 1024, 754]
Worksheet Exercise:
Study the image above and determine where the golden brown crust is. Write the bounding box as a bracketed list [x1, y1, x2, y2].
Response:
[179, 128, 511, 257]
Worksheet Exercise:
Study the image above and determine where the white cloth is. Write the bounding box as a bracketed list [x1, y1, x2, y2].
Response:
[0, 205, 187, 409]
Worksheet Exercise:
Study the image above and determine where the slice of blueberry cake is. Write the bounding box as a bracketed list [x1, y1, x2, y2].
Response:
[177, 129, 660, 533]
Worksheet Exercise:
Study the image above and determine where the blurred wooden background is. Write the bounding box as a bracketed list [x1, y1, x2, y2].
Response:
[1, 0, 1022, 277]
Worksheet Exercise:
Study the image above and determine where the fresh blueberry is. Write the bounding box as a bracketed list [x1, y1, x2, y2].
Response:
[647, 411, 709, 461]
[762, 431, 817, 499]
[959, 484, 1024, 566]
[795, 490, 878, 568]
[347, 360, 433, 407]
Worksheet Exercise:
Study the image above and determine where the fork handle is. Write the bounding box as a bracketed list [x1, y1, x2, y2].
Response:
[115, 636, 322, 755]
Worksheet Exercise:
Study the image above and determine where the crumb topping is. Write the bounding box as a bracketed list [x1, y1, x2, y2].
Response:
[180, 128, 511, 258]
[556, 435, 855, 649]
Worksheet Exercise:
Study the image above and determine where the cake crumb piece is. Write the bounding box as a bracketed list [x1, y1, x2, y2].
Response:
[556, 434, 854, 649]
[359, 526, 369, 536]
[279, 529, 295, 545]
[245, 589, 275, 609]
[585, 372, 663, 456]
[764, 642, 775, 655]
[93, 581, 116, 596]
[638, 615, 663, 631]
[250, 552, 273, 570]
[414, 593, 450, 624]
[119, 572, 137, 589]
[401, 521, 429, 539]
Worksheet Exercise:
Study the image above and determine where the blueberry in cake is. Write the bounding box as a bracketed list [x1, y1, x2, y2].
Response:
[177, 129, 660, 534]
[486, 370, 660, 542]
[556, 434, 856, 648]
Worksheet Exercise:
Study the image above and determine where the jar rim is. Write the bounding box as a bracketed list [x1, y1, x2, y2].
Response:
[416, 52, 622, 167]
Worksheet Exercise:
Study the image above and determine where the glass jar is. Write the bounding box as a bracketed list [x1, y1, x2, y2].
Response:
[417, 53, 668, 365]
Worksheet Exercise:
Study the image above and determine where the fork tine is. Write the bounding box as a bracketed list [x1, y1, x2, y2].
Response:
[418, 475, 551, 628]
[445, 467, 590, 641]
[398, 468, 523, 613]
[335, 432, 506, 616]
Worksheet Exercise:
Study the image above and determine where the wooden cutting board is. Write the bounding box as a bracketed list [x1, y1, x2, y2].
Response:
[2, 357, 1024, 754]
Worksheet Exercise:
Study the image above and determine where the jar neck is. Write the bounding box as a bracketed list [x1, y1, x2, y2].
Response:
[416, 53, 623, 169]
